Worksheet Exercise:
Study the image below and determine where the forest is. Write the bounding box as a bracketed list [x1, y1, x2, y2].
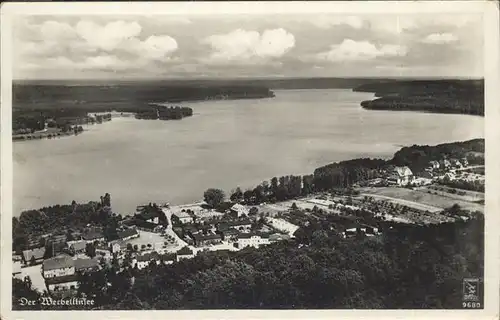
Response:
[356, 79, 484, 116]
[13, 205, 484, 310]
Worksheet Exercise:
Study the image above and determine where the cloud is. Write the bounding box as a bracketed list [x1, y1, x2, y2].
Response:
[203, 28, 295, 63]
[421, 33, 459, 44]
[315, 39, 408, 62]
[40, 21, 77, 40]
[312, 16, 364, 29]
[75, 20, 142, 51]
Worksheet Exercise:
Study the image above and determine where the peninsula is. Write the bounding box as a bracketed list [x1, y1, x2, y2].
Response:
[355, 79, 484, 116]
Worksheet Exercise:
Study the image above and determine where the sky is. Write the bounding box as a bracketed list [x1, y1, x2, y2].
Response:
[12, 14, 484, 80]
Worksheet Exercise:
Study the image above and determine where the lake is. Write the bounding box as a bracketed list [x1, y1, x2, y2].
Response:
[13, 89, 484, 216]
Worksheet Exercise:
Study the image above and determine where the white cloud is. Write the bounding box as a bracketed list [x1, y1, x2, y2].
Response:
[316, 39, 408, 62]
[313, 16, 364, 29]
[40, 21, 77, 40]
[75, 20, 142, 51]
[203, 28, 295, 63]
[421, 33, 459, 44]
[138, 35, 178, 60]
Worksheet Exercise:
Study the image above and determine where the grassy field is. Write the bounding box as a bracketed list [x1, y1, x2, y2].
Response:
[126, 231, 179, 252]
[359, 187, 484, 213]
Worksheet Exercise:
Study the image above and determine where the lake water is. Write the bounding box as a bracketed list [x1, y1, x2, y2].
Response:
[13, 89, 484, 216]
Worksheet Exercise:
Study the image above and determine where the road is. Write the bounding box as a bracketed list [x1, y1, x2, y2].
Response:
[453, 165, 484, 172]
[161, 207, 197, 253]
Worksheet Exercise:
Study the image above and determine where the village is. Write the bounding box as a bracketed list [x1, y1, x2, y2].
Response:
[12, 155, 484, 298]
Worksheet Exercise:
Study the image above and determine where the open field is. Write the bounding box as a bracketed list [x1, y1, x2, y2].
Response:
[359, 187, 484, 213]
[125, 230, 179, 253]
[422, 185, 484, 202]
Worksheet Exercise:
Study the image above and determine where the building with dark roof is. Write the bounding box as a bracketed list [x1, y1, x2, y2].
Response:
[68, 240, 87, 254]
[42, 254, 75, 278]
[176, 246, 195, 262]
[74, 258, 100, 273]
[118, 228, 139, 241]
[191, 233, 222, 247]
[82, 230, 105, 243]
[45, 274, 79, 293]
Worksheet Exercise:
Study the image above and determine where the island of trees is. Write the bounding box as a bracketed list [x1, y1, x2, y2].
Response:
[355, 79, 484, 116]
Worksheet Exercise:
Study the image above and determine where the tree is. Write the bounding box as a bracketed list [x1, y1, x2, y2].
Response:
[249, 207, 259, 216]
[203, 188, 225, 208]
[86, 242, 96, 258]
[133, 245, 138, 252]
[127, 243, 133, 252]
[30, 255, 36, 266]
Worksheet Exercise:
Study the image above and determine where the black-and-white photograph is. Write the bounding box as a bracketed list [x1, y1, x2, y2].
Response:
[1, 1, 498, 315]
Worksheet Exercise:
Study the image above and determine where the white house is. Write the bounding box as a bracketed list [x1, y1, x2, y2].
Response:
[45, 275, 79, 293]
[230, 204, 249, 217]
[387, 166, 414, 186]
[173, 211, 194, 224]
[42, 254, 75, 278]
[237, 233, 270, 249]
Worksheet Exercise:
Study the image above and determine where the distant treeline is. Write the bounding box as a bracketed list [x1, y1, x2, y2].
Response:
[355, 79, 484, 116]
[13, 83, 275, 107]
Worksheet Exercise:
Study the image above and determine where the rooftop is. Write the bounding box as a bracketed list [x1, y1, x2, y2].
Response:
[118, 228, 139, 239]
[45, 274, 79, 285]
[82, 231, 104, 241]
[74, 258, 100, 271]
[69, 240, 87, 252]
[43, 254, 74, 271]
[22, 247, 46, 262]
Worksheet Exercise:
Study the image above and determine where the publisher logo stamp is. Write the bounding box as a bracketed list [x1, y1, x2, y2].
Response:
[462, 278, 480, 302]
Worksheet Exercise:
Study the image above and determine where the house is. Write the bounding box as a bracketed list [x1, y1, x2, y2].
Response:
[74, 258, 100, 273]
[176, 246, 195, 262]
[439, 159, 451, 169]
[237, 233, 270, 249]
[42, 254, 75, 278]
[82, 230, 105, 244]
[387, 166, 414, 186]
[173, 211, 194, 224]
[48, 234, 68, 255]
[133, 252, 160, 270]
[217, 219, 252, 233]
[220, 227, 240, 241]
[136, 210, 160, 225]
[95, 244, 113, 259]
[109, 240, 128, 255]
[45, 274, 79, 293]
[68, 240, 87, 254]
[268, 233, 291, 243]
[118, 228, 139, 241]
[22, 247, 46, 266]
[461, 157, 469, 167]
[230, 204, 249, 217]
[429, 161, 440, 169]
[450, 158, 463, 168]
[191, 233, 222, 247]
[132, 219, 163, 233]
